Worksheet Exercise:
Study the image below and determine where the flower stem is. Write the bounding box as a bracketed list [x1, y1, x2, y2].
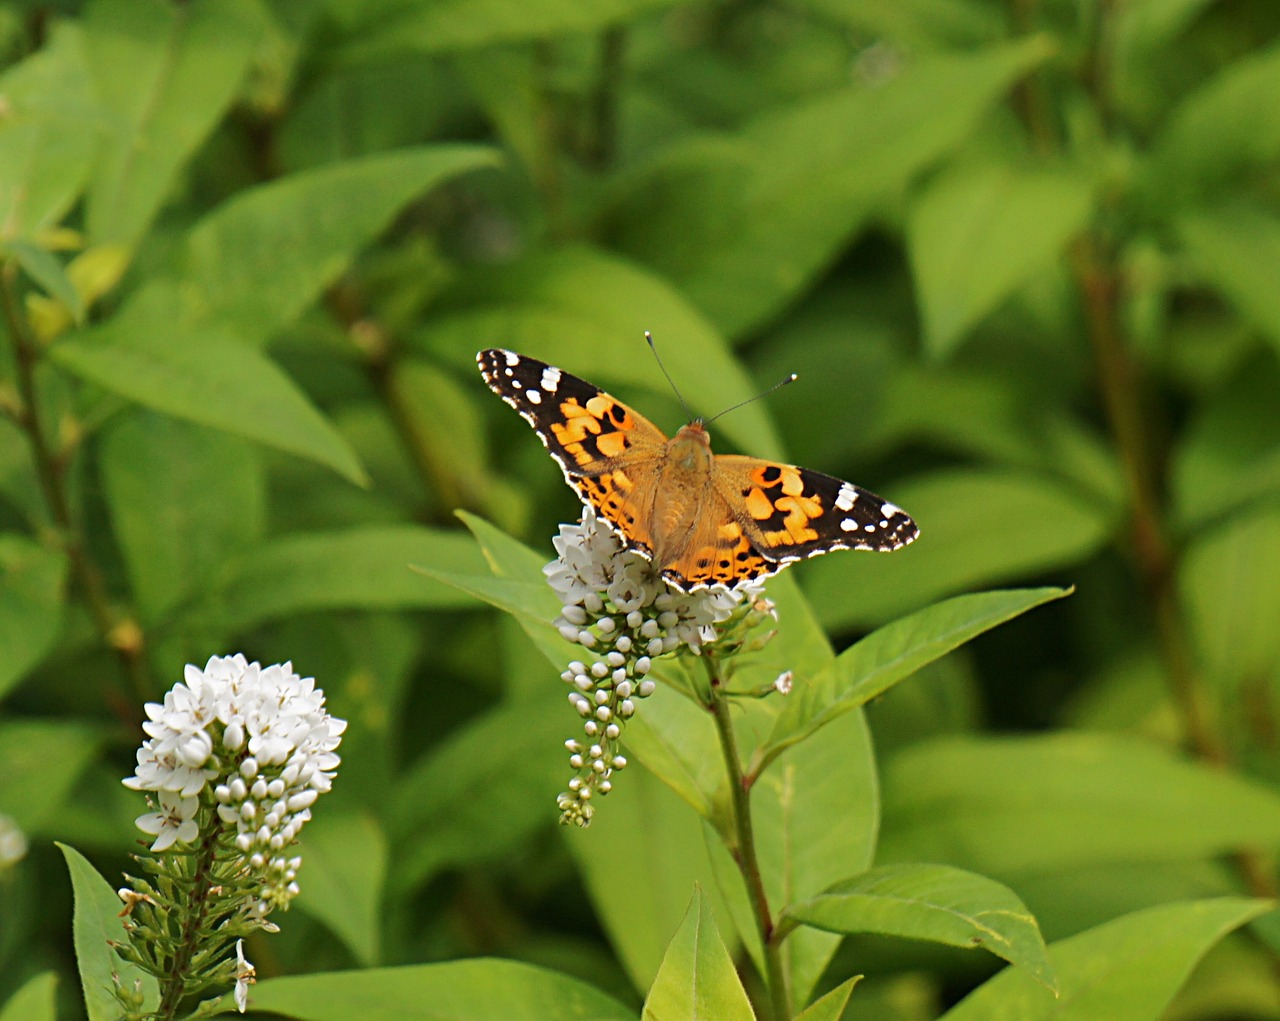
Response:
[705, 655, 791, 1021]
[155, 816, 223, 1021]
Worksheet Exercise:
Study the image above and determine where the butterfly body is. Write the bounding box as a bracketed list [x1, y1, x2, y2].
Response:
[478, 348, 918, 591]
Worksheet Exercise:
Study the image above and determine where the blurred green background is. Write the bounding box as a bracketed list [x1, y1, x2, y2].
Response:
[3, 0, 1280, 1017]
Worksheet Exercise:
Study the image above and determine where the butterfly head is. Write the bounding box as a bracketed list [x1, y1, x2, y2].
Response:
[671, 421, 713, 472]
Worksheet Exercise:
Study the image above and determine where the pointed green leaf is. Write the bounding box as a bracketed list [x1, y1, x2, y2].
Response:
[83, 0, 262, 246]
[0, 536, 66, 701]
[760, 587, 1070, 772]
[940, 899, 1269, 1020]
[182, 144, 499, 345]
[0, 973, 58, 1021]
[1, 240, 82, 320]
[784, 863, 1054, 990]
[607, 37, 1053, 337]
[293, 812, 386, 967]
[793, 978, 860, 1021]
[49, 325, 366, 484]
[642, 889, 755, 1021]
[909, 164, 1094, 357]
[251, 960, 634, 1020]
[59, 843, 158, 1021]
[197, 525, 488, 631]
[802, 470, 1106, 630]
[0, 24, 98, 239]
[879, 734, 1280, 874]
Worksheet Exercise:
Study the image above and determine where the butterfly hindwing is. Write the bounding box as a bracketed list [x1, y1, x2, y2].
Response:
[712, 455, 919, 565]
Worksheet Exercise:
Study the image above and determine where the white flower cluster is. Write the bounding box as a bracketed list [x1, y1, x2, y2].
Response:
[545, 507, 765, 825]
[123, 655, 345, 914]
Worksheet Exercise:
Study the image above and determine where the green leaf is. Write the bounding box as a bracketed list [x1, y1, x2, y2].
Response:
[99, 411, 264, 623]
[49, 324, 366, 484]
[0, 535, 66, 701]
[783, 863, 1054, 990]
[908, 163, 1094, 357]
[293, 811, 386, 967]
[786, 0, 1000, 47]
[1145, 41, 1280, 205]
[82, 0, 262, 247]
[760, 587, 1068, 770]
[567, 767, 737, 994]
[251, 959, 634, 1020]
[427, 245, 781, 457]
[606, 37, 1053, 337]
[0, 721, 102, 833]
[939, 898, 1269, 1020]
[197, 525, 488, 632]
[0, 973, 57, 1021]
[792, 978, 860, 1021]
[59, 843, 158, 1021]
[1181, 506, 1280, 694]
[336, 0, 680, 59]
[622, 683, 724, 822]
[387, 693, 567, 893]
[801, 470, 1109, 631]
[182, 144, 500, 346]
[1176, 204, 1280, 355]
[879, 733, 1280, 875]
[641, 888, 755, 1021]
[0, 23, 99, 239]
[1, 240, 83, 320]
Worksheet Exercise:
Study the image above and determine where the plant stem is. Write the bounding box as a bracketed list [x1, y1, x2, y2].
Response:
[155, 820, 224, 1021]
[0, 262, 149, 703]
[705, 655, 791, 1021]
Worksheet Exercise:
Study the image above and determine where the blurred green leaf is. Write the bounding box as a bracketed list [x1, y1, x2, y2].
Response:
[1, 240, 82, 320]
[251, 959, 634, 1020]
[939, 898, 1269, 1020]
[879, 734, 1280, 875]
[181, 144, 500, 346]
[802, 470, 1110, 631]
[908, 163, 1093, 358]
[100, 411, 263, 623]
[784, 863, 1054, 990]
[197, 525, 487, 632]
[428, 245, 781, 458]
[760, 587, 1069, 771]
[785, 0, 1001, 48]
[567, 767, 737, 995]
[1145, 41, 1280, 205]
[388, 694, 566, 893]
[1176, 204, 1280, 354]
[82, 0, 262, 247]
[294, 811, 386, 967]
[793, 979, 859, 1021]
[0, 535, 65, 701]
[607, 36, 1053, 337]
[623, 684, 723, 822]
[0, 23, 98, 239]
[0, 722, 102, 833]
[1171, 359, 1280, 529]
[641, 888, 754, 1021]
[49, 325, 366, 484]
[59, 843, 158, 1021]
[335, 0, 680, 60]
[1181, 505, 1280, 694]
[0, 973, 57, 1021]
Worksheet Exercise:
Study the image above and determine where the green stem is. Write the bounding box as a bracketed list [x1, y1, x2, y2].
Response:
[155, 819, 224, 1021]
[705, 655, 791, 1021]
[584, 26, 625, 169]
[0, 262, 149, 703]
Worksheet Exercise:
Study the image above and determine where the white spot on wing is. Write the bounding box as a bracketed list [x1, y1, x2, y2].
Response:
[835, 483, 857, 511]
[504, 351, 520, 367]
[840, 519, 858, 532]
[542, 366, 561, 392]
[880, 501, 903, 518]
[527, 389, 542, 404]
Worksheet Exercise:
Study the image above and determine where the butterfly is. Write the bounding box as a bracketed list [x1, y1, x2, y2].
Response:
[478, 348, 918, 591]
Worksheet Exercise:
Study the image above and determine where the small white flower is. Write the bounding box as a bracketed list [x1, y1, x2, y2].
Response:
[234, 939, 255, 1013]
[774, 670, 794, 695]
[135, 791, 199, 852]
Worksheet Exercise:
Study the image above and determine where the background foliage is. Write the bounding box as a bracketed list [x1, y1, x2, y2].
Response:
[3, 0, 1280, 1017]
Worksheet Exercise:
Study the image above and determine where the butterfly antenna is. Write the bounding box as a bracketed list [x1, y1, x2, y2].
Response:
[645, 331, 695, 422]
[705, 372, 799, 425]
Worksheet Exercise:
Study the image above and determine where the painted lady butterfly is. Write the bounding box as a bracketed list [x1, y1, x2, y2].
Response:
[478, 348, 918, 591]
